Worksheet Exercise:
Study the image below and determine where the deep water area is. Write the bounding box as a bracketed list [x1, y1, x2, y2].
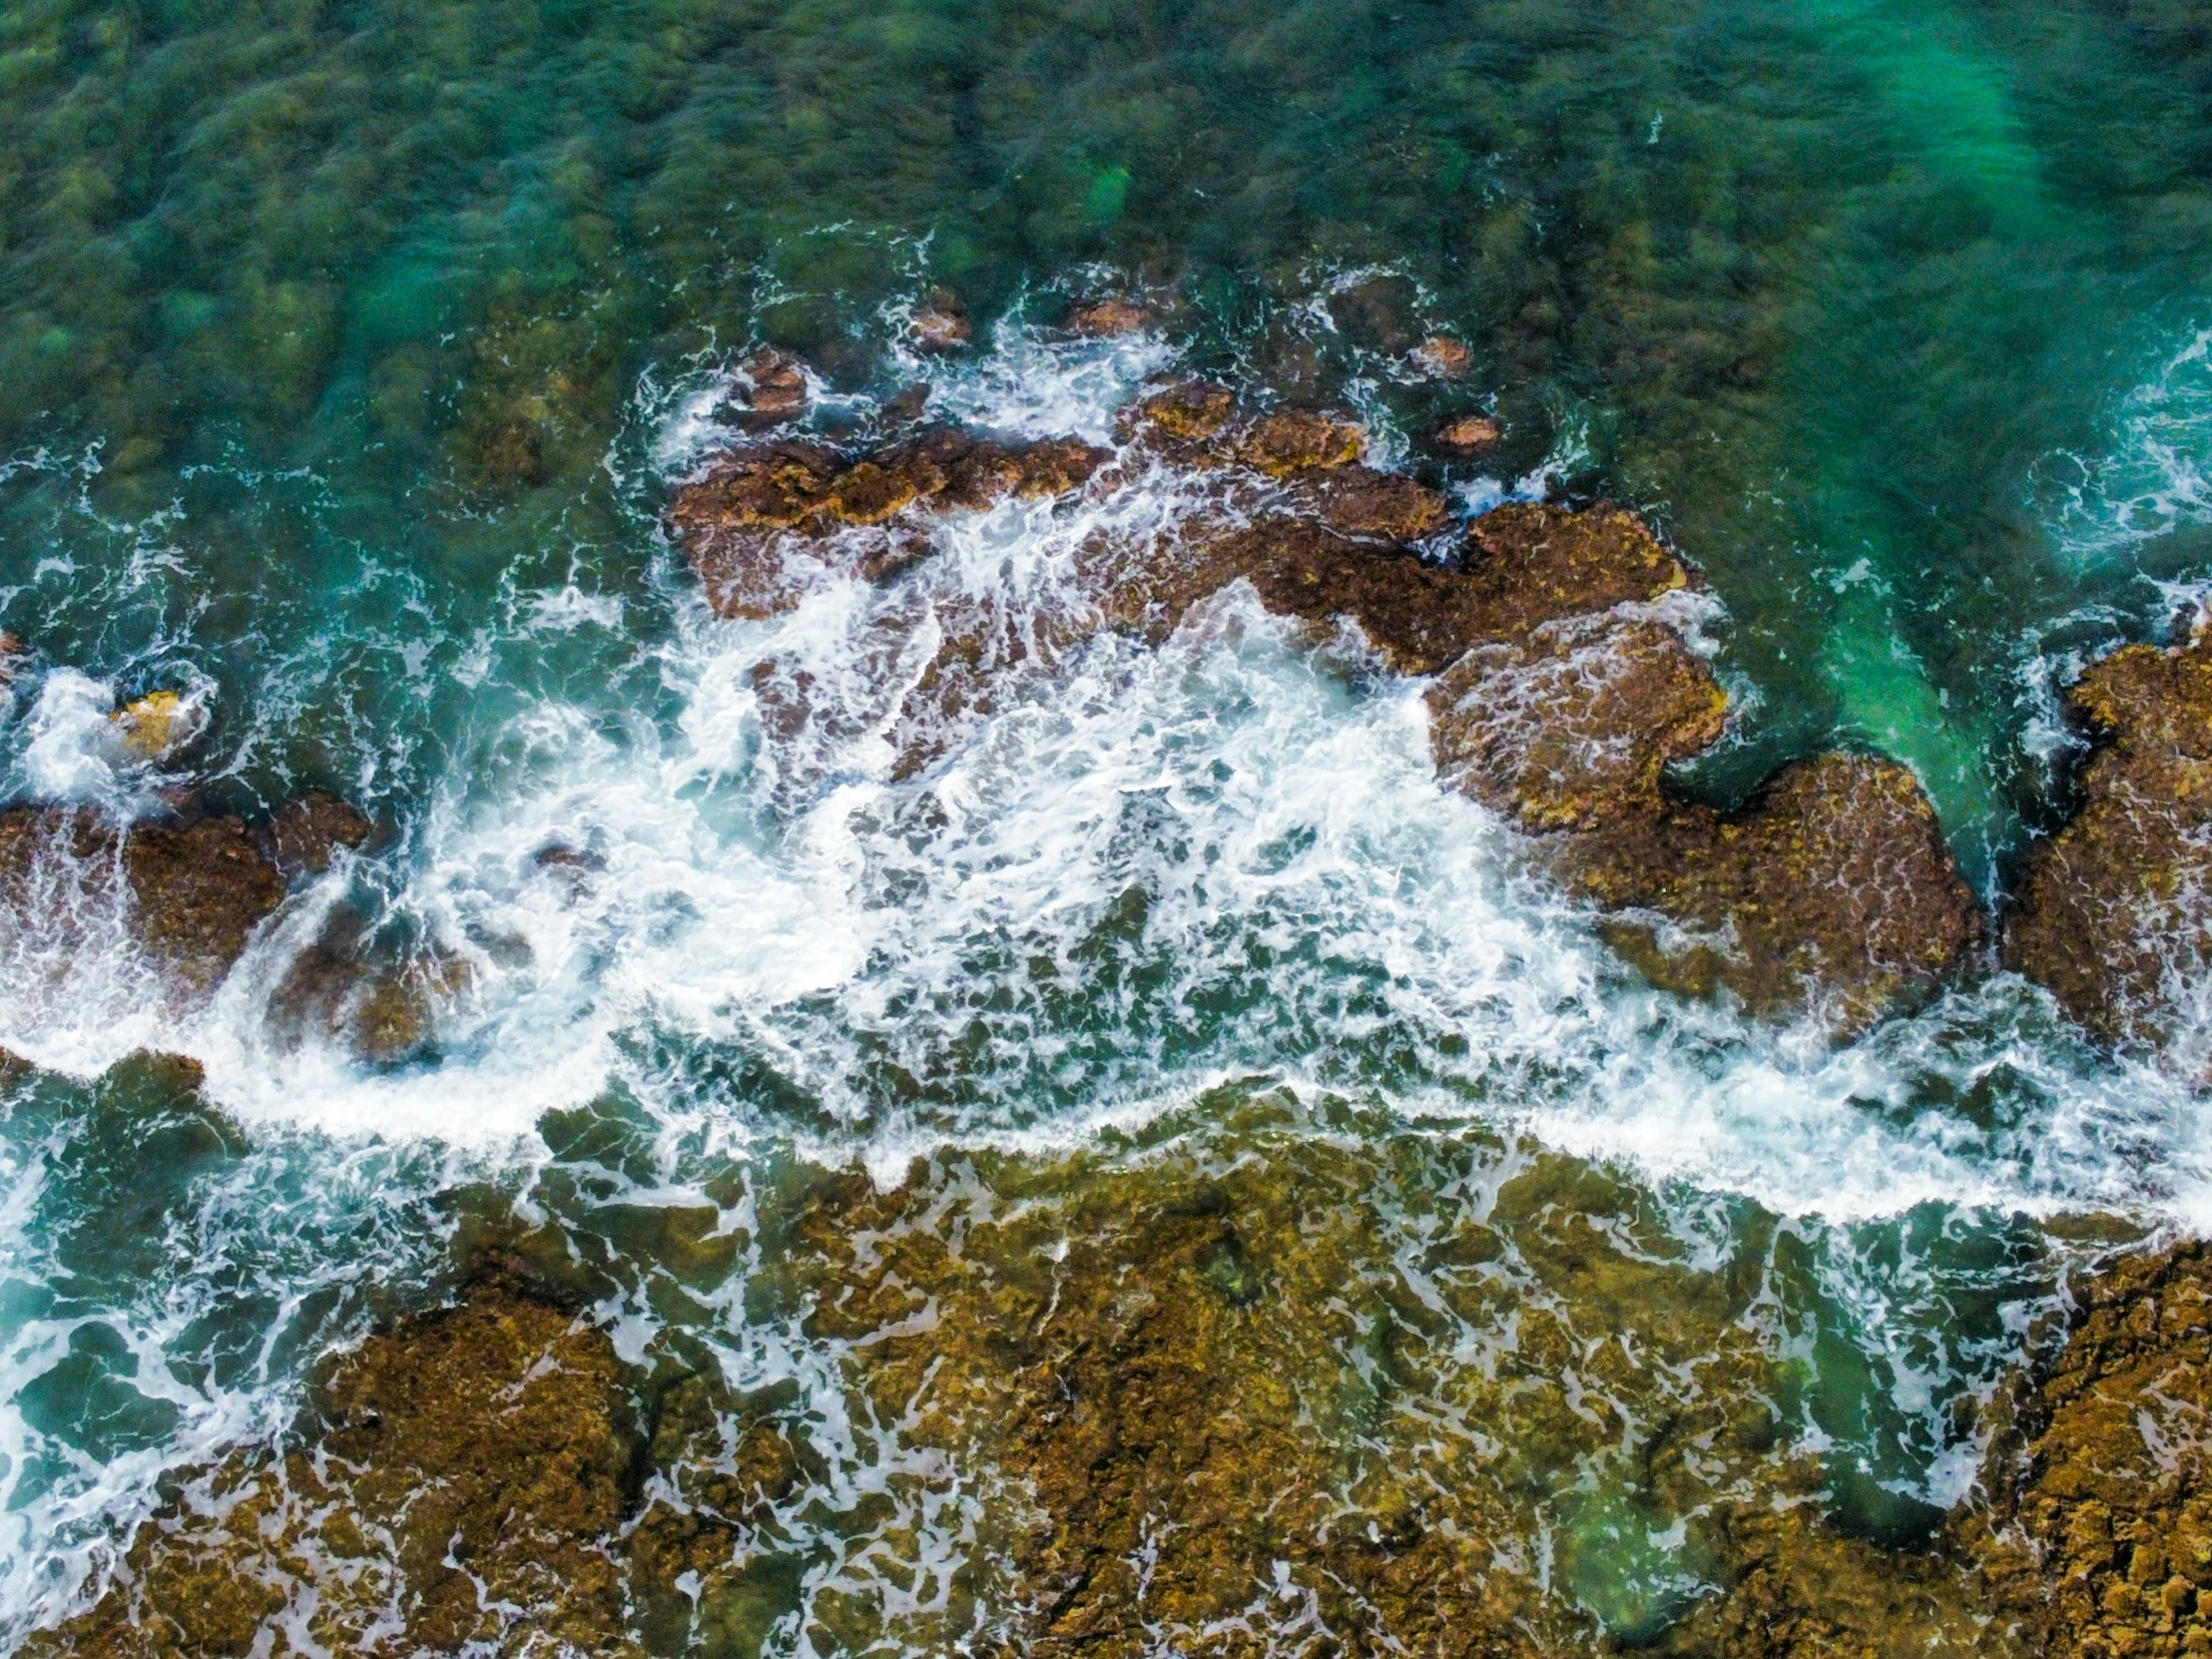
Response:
[9, 0, 2212, 1650]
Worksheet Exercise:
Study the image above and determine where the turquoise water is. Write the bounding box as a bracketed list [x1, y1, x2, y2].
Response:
[6, 0, 2212, 1644]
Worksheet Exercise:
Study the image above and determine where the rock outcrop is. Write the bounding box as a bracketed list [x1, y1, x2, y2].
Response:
[669, 368, 1975, 1030]
[667, 427, 1110, 621]
[0, 795, 398, 1043]
[1973, 1238, 2212, 1657]
[2005, 626, 2212, 1071]
[25, 1288, 639, 1659]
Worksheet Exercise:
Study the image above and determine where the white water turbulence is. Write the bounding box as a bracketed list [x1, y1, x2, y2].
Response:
[1, 319, 2209, 1642]
[2045, 323, 2212, 565]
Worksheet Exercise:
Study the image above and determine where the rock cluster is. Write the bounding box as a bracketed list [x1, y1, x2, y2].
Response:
[0, 792, 458, 1061]
[668, 368, 1976, 1030]
[2005, 625, 2212, 1074]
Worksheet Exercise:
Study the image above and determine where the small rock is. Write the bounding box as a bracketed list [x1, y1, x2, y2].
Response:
[111, 688, 210, 764]
[1409, 335, 1473, 379]
[910, 288, 971, 353]
[1067, 296, 1153, 336]
[1429, 413, 1503, 457]
[731, 347, 810, 427]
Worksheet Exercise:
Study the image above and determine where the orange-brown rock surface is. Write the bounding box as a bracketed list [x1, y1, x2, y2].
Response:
[668, 426, 1110, 621]
[2005, 626, 2212, 1068]
[1971, 1238, 2212, 1658]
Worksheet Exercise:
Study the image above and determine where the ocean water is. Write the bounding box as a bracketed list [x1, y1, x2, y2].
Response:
[6, 0, 2212, 1646]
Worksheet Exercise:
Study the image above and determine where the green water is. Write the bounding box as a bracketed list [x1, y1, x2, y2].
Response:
[8, 0, 2212, 867]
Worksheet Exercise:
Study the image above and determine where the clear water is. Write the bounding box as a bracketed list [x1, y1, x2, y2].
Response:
[6, 0, 2212, 1644]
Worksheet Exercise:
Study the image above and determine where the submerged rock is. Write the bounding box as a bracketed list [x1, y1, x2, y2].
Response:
[26, 1287, 638, 1659]
[2005, 627, 2212, 1070]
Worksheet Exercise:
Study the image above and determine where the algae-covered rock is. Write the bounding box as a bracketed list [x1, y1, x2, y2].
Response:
[1971, 1239, 2212, 1658]
[1565, 754, 1979, 1027]
[25, 1288, 638, 1659]
[2005, 628, 2212, 1070]
[770, 1114, 2008, 1655]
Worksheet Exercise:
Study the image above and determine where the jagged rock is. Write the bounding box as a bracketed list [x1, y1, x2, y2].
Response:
[727, 346, 810, 428]
[24, 1288, 639, 1659]
[667, 426, 1110, 622]
[1971, 1239, 2212, 1657]
[909, 287, 971, 352]
[2004, 628, 2212, 1070]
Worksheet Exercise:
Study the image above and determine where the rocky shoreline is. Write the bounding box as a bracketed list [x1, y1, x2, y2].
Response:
[12, 353, 2212, 1654]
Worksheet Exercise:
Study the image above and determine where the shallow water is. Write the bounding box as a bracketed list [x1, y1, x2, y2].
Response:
[6, 0, 2212, 1647]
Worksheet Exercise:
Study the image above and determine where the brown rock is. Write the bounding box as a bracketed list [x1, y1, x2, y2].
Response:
[1563, 754, 1979, 1027]
[1411, 334, 1475, 379]
[23, 1288, 640, 1659]
[0, 809, 286, 1003]
[910, 286, 971, 352]
[1972, 1240, 2212, 1657]
[1118, 377, 1239, 445]
[1431, 412, 1504, 456]
[110, 689, 208, 764]
[1234, 406, 1367, 476]
[733, 345, 810, 424]
[1066, 296, 1154, 336]
[266, 792, 374, 880]
[2005, 627, 2212, 1065]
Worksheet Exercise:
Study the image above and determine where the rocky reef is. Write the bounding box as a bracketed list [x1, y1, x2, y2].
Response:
[1973, 1237, 2212, 1658]
[667, 369, 1975, 1031]
[2005, 624, 2212, 1075]
[24, 1286, 638, 1658]
[26, 1103, 2034, 1657]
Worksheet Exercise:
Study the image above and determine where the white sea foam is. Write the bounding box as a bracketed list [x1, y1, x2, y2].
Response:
[2046, 323, 2212, 562]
